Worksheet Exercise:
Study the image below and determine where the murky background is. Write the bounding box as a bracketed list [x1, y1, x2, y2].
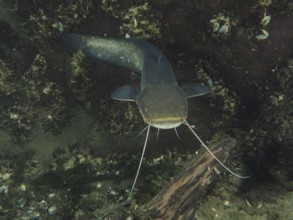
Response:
[0, 0, 292, 219]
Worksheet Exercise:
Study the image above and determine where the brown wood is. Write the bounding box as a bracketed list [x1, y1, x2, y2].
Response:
[144, 138, 237, 220]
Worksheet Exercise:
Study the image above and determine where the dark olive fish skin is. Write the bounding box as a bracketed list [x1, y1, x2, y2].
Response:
[64, 34, 210, 129]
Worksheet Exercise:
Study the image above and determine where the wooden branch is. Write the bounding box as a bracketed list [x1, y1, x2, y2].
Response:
[144, 138, 237, 220]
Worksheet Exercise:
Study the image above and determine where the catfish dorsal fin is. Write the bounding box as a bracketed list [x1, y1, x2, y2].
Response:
[111, 85, 138, 102]
[181, 83, 211, 98]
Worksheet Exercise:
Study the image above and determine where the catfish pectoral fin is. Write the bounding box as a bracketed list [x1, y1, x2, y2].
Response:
[181, 83, 211, 98]
[111, 85, 138, 102]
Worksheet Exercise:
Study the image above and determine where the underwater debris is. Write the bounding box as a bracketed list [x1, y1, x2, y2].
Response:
[0, 53, 72, 142]
[255, 29, 269, 40]
[259, 0, 272, 8]
[144, 138, 237, 219]
[120, 3, 162, 39]
[210, 13, 232, 40]
[255, 1, 272, 40]
[0, 60, 16, 95]
[243, 58, 293, 188]
[99, 0, 120, 18]
[67, 50, 96, 103]
[0, 0, 292, 219]
[96, 99, 142, 136]
[0, 105, 33, 143]
[24, 0, 93, 43]
[21, 54, 72, 135]
[195, 65, 239, 126]
[260, 14, 271, 27]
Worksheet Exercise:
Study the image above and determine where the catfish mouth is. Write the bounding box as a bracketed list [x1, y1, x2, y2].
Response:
[137, 85, 188, 129]
[146, 117, 185, 129]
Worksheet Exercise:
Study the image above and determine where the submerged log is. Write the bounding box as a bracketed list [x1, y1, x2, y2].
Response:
[144, 138, 237, 220]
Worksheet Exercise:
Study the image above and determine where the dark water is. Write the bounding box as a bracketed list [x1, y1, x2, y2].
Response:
[0, 0, 292, 219]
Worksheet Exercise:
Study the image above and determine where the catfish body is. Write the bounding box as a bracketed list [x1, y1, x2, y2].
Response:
[64, 34, 249, 198]
[63, 34, 210, 129]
